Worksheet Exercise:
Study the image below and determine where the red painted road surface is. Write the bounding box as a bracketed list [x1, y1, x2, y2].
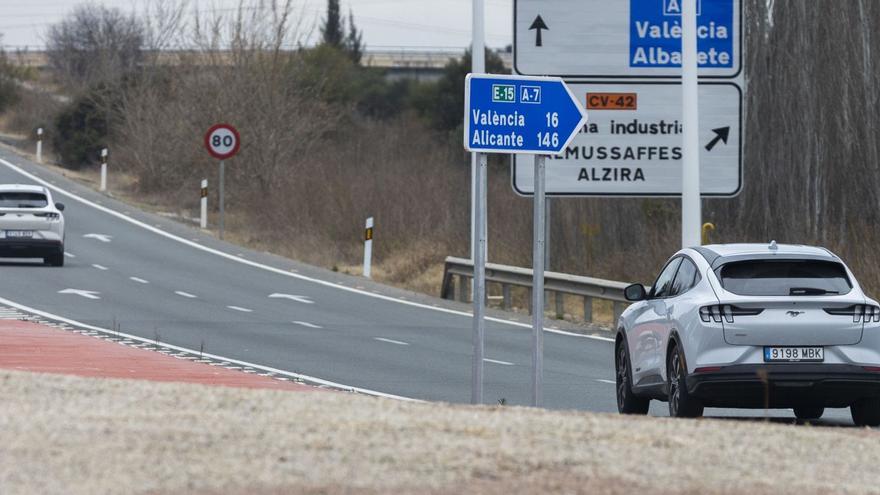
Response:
[0, 320, 316, 391]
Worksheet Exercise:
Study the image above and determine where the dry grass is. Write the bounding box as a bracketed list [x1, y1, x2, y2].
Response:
[2, 369, 879, 495]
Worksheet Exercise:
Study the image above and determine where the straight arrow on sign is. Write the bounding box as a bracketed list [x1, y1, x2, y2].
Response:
[529, 15, 548, 47]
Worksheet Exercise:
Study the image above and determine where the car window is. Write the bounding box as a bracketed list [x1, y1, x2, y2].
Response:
[669, 258, 698, 297]
[717, 260, 852, 296]
[0, 192, 47, 208]
[652, 257, 682, 299]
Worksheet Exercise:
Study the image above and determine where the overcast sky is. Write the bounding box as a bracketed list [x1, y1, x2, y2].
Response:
[0, 0, 513, 50]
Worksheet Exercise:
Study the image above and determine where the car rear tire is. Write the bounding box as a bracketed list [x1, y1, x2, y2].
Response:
[667, 344, 703, 418]
[793, 407, 824, 421]
[616, 338, 649, 415]
[45, 247, 64, 267]
[851, 399, 880, 427]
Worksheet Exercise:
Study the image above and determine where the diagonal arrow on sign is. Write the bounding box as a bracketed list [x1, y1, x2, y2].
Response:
[268, 293, 314, 304]
[58, 288, 101, 300]
[705, 126, 730, 151]
[83, 233, 112, 243]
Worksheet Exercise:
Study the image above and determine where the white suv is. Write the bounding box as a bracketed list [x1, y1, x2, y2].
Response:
[616, 243, 880, 425]
[0, 184, 66, 266]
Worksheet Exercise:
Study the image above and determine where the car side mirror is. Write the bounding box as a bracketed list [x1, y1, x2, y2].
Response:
[55, 202, 65, 212]
[624, 284, 647, 302]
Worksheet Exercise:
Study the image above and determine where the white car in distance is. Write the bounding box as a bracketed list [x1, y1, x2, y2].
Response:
[0, 184, 66, 266]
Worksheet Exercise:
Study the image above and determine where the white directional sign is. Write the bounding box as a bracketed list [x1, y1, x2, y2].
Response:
[515, 0, 741, 79]
[513, 82, 741, 197]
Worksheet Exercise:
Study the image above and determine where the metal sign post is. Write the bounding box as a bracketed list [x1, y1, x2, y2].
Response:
[204, 123, 241, 242]
[681, 0, 702, 247]
[471, 152, 487, 405]
[464, 73, 587, 407]
[219, 160, 225, 240]
[531, 154, 547, 406]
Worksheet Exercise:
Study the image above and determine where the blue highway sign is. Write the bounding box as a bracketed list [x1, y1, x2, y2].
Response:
[464, 74, 588, 155]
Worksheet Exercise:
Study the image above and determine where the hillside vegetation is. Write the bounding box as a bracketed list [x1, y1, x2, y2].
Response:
[2, 1, 880, 309]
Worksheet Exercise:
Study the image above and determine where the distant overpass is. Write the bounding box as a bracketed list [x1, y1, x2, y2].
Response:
[3, 46, 513, 82]
[362, 47, 513, 81]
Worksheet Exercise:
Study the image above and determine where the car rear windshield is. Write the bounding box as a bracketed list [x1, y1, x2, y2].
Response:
[0, 192, 48, 208]
[718, 259, 852, 296]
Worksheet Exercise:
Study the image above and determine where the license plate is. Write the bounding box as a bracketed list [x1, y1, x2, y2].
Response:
[5, 230, 33, 238]
[764, 346, 824, 362]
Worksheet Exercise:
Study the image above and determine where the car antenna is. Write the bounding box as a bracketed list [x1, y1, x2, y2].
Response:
[769, 240, 778, 251]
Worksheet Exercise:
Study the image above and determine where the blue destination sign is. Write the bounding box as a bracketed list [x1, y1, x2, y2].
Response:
[464, 74, 588, 155]
[630, 0, 734, 69]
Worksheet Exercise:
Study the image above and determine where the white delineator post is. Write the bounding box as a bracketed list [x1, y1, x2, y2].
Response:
[363, 217, 374, 278]
[681, 0, 701, 248]
[200, 179, 208, 229]
[100, 148, 108, 192]
[470, 0, 486, 405]
[36, 128, 43, 163]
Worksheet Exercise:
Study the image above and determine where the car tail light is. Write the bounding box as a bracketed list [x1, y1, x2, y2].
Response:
[694, 366, 724, 373]
[824, 305, 880, 323]
[699, 305, 763, 323]
[34, 212, 60, 220]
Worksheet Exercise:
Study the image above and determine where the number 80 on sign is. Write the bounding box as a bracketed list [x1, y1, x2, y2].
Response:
[204, 123, 241, 160]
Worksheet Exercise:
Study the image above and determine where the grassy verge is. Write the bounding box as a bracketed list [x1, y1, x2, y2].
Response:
[2, 369, 877, 495]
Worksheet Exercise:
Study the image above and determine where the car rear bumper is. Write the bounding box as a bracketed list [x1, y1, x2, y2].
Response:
[0, 238, 63, 258]
[686, 364, 880, 408]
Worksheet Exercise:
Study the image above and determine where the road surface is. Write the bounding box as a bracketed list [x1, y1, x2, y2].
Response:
[0, 146, 854, 423]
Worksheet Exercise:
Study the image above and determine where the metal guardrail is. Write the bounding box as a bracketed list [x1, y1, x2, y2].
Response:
[441, 256, 630, 324]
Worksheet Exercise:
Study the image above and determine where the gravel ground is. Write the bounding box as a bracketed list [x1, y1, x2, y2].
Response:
[1, 370, 877, 495]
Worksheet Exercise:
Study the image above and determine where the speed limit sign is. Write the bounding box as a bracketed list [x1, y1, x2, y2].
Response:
[204, 123, 240, 160]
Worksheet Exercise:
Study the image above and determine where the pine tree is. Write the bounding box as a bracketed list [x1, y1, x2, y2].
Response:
[344, 9, 364, 64]
[321, 0, 343, 47]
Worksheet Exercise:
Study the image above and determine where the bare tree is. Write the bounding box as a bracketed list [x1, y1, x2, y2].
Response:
[46, 4, 145, 88]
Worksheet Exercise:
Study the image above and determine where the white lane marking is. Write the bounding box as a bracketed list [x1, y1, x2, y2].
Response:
[268, 293, 313, 304]
[484, 358, 514, 366]
[129, 277, 149, 284]
[292, 321, 322, 329]
[374, 337, 409, 346]
[58, 288, 101, 300]
[596, 379, 616, 385]
[64, 252, 75, 258]
[92, 264, 108, 271]
[83, 233, 112, 243]
[227, 305, 253, 313]
[0, 157, 614, 344]
[175, 291, 197, 298]
[0, 295, 416, 401]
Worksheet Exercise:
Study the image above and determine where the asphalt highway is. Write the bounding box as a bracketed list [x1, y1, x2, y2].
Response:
[0, 146, 856, 423]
